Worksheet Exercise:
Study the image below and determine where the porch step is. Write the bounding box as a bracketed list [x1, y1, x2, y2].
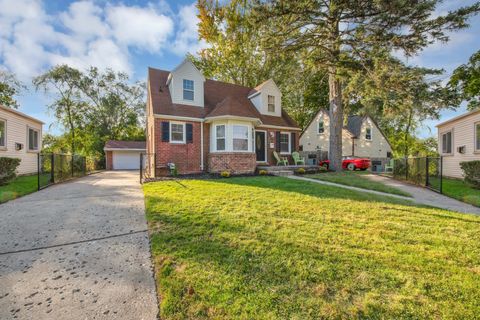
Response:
[271, 170, 294, 177]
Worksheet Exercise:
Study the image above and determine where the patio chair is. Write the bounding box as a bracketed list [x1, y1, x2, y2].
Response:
[292, 152, 305, 165]
[273, 151, 288, 166]
[385, 159, 394, 173]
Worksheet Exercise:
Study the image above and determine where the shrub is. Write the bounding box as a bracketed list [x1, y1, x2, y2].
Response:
[318, 166, 328, 173]
[220, 171, 231, 178]
[259, 169, 268, 176]
[295, 168, 306, 175]
[460, 160, 480, 188]
[0, 157, 21, 185]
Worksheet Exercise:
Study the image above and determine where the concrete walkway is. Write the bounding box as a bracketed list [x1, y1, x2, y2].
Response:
[0, 171, 158, 319]
[290, 175, 480, 215]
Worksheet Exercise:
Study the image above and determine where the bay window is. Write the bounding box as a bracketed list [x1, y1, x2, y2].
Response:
[216, 125, 226, 151]
[233, 125, 249, 151]
[280, 132, 290, 154]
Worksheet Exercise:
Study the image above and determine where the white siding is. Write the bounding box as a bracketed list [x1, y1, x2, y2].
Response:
[300, 110, 354, 156]
[300, 111, 392, 158]
[437, 110, 480, 178]
[0, 108, 43, 174]
[168, 60, 205, 108]
[353, 117, 392, 158]
[249, 79, 282, 117]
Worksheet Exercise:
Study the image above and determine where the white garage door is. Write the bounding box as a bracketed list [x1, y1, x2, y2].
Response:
[112, 151, 142, 170]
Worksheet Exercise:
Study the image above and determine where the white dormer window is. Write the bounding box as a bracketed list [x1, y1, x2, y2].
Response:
[183, 79, 194, 101]
[268, 95, 275, 112]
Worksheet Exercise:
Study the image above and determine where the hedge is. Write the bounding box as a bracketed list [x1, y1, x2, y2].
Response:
[0, 157, 21, 185]
[460, 160, 480, 189]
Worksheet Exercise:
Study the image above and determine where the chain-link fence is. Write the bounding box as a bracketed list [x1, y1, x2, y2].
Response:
[38, 153, 104, 190]
[392, 157, 442, 193]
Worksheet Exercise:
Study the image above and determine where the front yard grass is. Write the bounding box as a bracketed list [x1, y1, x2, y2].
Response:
[442, 177, 480, 207]
[0, 174, 50, 203]
[144, 176, 480, 319]
[306, 171, 412, 197]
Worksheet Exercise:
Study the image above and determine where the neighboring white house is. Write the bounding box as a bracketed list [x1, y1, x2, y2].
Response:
[0, 105, 43, 174]
[436, 109, 480, 179]
[300, 109, 392, 160]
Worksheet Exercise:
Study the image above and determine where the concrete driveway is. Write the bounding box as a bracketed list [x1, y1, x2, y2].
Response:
[0, 171, 158, 319]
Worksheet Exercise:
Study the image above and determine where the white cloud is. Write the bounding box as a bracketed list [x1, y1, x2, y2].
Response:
[106, 4, 173, 52]
[0, 0, 184, 81]
[171, 3, 207, 56]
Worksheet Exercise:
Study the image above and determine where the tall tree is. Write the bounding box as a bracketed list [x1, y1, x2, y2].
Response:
[0, 70, 25, 108]
[254, 1, 479, 170]
[33, 65, 85, 154]
[194, 0, 329, 129]
[344, 50, 449, 157]
[448, 49, 480, 111]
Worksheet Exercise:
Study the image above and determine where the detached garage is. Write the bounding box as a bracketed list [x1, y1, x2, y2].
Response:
[104, 140, 146, 170]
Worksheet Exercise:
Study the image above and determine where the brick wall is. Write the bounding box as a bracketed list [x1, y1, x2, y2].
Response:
[208, 152, 256, 174]
[154, 118, 206, 175]
[106, 151, 113, 170]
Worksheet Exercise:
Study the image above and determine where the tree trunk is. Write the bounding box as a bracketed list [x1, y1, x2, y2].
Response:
[403, 106, 413, 158]
[66, 105, 75, 155]
[328, 69, 343, 172]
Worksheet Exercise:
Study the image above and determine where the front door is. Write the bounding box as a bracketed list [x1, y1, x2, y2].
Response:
[255, 131, 266, 162]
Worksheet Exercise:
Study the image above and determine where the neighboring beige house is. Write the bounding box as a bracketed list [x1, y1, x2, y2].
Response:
[300, 110, 392, 166]
[436, 109, 480, 179]
[0, 105, 43, 174]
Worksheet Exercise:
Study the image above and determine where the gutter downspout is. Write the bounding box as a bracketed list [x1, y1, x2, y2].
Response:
[352, 137, 355, 156]
[200, 121, 204, 171]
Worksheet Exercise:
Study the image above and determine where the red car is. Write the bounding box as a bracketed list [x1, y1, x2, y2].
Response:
[319, 156, 371, 171]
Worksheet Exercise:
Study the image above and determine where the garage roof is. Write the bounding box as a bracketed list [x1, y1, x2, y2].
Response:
[104, 140, 146, 151]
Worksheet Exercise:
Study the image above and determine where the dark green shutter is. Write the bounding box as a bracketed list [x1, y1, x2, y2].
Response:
[275, 131, 281, 152]
[161, 121, 169, 142]
[186, 123, 193, 143]
[291, 132, 296, 151]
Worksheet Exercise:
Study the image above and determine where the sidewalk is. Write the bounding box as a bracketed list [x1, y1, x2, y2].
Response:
[289, 175, 480, 215]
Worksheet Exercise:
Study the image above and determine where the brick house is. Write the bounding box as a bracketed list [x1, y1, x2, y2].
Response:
[146, 59, 301, 175]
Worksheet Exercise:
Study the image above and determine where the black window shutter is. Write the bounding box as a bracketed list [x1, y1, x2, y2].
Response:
[161, 121, 169, 142]
[186, 123, 193, 143]
[275, 131, 281, 152]
[291, 132, 296, 151]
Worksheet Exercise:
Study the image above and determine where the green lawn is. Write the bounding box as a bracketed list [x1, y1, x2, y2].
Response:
[144, 176, 480, 319]
[306, 171, 412, 197]
[0, 174, 50, 203]
[442, 178, 480, 207]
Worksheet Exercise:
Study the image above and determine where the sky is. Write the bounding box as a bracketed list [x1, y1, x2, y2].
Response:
[0, 0, 479, 138]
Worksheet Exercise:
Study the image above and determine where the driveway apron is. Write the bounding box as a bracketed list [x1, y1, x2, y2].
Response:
[0, 171, 158, 319]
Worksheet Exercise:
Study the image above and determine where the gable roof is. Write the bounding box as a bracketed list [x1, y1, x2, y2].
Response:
[301, 109, 392, 148]
[435, 108, 480, 127]
[148, 67, 300, 129]
[104, 140, 146, 150]
[346, 115, 364, 137]
[0, 105, 44, 124]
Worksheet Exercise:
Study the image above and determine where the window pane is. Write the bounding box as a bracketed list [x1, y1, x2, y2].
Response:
[29, 129, 34, 150]
[443, 132, 452, 153]
[0, 121, 5, 146]
[366, 128, 372, 140]
[183, 89, 194, 101]
[217, 139, 225, 151]
[216, 125, 225, 138]
[476, 124, 480, 150]
[280, 133, 289, 153]
[171, 124, 184, 142]
[183, 79, 194, 90]
[318, 121, 324, 134]
[233, 126, 248, 151]
[268, 95, 275, 112]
